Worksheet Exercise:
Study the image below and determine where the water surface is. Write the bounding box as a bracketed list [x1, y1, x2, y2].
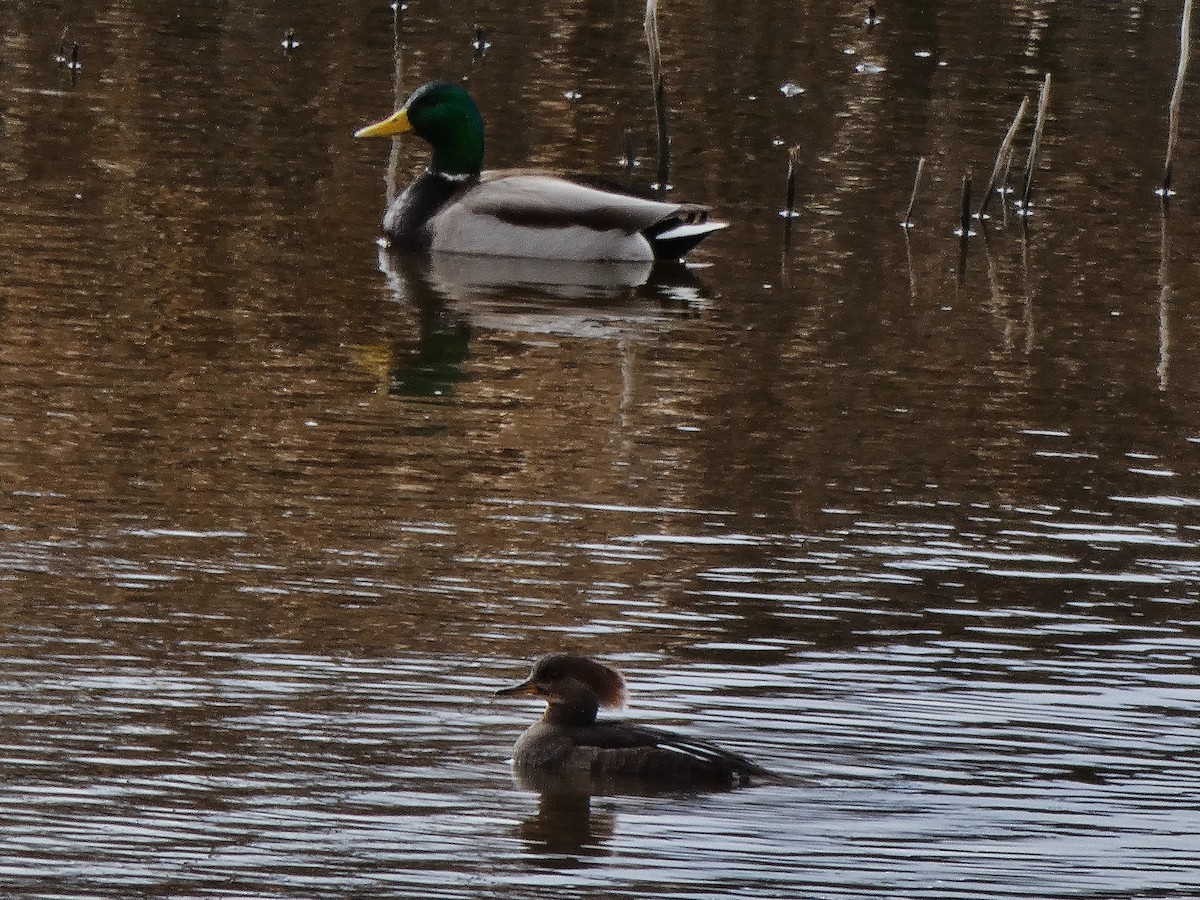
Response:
[1, 0, 1198, 897]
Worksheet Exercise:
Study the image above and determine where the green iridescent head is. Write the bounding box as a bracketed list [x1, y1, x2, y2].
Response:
[355, 82, 485, 177]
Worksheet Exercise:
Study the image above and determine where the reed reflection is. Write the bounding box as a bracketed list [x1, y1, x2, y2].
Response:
[1157, 209, 1172, 390]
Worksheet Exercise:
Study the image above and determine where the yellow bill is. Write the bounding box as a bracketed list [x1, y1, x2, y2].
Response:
[354, 107, 411, 139]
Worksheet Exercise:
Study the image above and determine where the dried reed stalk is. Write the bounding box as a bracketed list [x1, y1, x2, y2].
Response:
[644, 0, 671, 189]
[902, 156, 924, 228]
[959, 171, 972, 236]
[978, 96, 1029, 220]
[1021, 73, 1051, 211]
[785, 145, 802, 216]
[1163, 0, 1193, 196]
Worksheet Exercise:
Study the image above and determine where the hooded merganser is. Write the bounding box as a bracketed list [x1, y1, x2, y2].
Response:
[496, 654, 780, 786]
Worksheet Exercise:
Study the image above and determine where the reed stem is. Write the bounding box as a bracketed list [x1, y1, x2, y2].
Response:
[644, 0, 671, 189]
[1163, 0, 1193, 196]
[621, 128, 637, 171]
[978, 96, 1029, 220]
[902, 156, 924, 228]
[785, 145, 802, 216]
[1021, 73, 1051, 211]
[959, 171, 972, 237]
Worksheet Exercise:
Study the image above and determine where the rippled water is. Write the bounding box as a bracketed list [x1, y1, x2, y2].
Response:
[2, 0, 1199, 897]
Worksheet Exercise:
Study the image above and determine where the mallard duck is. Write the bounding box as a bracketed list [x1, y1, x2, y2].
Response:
[355, 82, 727, 262]
[496, 654, 781, 785]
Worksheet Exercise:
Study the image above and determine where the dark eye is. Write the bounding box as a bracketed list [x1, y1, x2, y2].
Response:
[540, 665, 562, 680]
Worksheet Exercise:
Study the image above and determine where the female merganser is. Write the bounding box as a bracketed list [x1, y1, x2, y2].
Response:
[496, 654, 779, 786]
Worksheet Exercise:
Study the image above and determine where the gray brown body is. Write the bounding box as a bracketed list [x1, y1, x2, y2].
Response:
[498, 654, 779, 786]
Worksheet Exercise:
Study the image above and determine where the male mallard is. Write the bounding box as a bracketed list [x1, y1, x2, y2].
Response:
[355, 82, 726, 262]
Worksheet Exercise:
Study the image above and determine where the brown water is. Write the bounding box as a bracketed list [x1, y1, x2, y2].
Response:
[1, 0, 1199, 897]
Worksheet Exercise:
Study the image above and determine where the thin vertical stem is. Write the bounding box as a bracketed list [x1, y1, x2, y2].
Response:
[782, 145, 802, 246]
[645, 0, 671, 190]
[979, 96, 1029, 220]
[1163, 0, 1193, 196]
[958, 173, 972, 282]
[386, 4, 407, 205]
[621, 129, 637, 171]
[1001, 147, 1015, 227]
[1021, 73, 1051, 211]
[902, 156, 924, 228]
[785, 145, 802, 215]
[959, 171, 972, 237]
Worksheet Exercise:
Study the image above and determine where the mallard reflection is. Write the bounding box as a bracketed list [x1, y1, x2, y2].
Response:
[370, 248, 712, 399]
